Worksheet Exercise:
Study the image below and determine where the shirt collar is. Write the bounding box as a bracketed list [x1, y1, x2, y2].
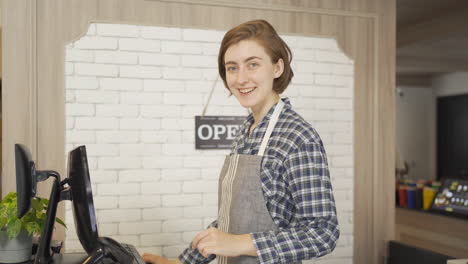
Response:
[242, 97, 291, 135]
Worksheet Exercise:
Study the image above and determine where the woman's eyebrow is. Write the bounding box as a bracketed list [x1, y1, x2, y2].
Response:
[225, 56, 263, 65]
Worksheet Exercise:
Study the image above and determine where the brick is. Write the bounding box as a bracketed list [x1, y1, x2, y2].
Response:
[120, 92, 163, 105]
[162, 68, 202, 80]
[183, 206, 217, 218]
[99, 157, 141, 169]
[315, 74, 352, 87]
[97, 24, 139, 37]
[98, 223, 118, 236]
[119, 195, 161, 209]
[89, 170, 118, 183]
[144, 80, 185, 92]
[96, 104, 139, 117]
[334, 88, 353, 98]
[75, 91, 119, 104]
[142, 208, 183, 221]
[182, 231, 199, 243]
[202, 43, 220, 55]
[161, 41, 202, 54]
[66, 49, 94, 62]
[74, 36, 118, 50]
[291, 73, 314, 85]
[332, 110, 353, 121]
[201, 168, 221, 180]
[66, 103, 94, 117]
[120, 118, 162, 130]
[294, 49, 316, 61]
[75, 63, 118, 77]
[84, 144, 119, 156]
[296, 36, 339, 50]
[95, 51, 138, 65]
[66, 130, 95, 143]
[315, 50, 352, 64]
[120, 65, 162, 79]
[140, 233, 181, 246]
[119, 221, 162, 235]
[141, 182, 182, 194]
[66, 77, 99, 90]
[100, 78, 143, 91]
[161, 118, 193, 130]
[183, 29, 225, 42]
[98, 209, 141, 223]
[312, 98, 352, 110]
[183, 156, 225, 169]
[96, 131, 139, 143]
[119, 38, 161, 52]
[66, 63, 74, 75]
[97, 183, 140, 195]
[142, 156, 183, 169]
[184, 80, 213, 93]
[75, 117, 118, 130]
[141, 105, 181, 118]
[141, 26, 182, 40]
[298, 110, 332, 122]
[281, 35, 297, 48]
[297, 61, 333, 74]
[162, 194, 202, 207]
[161, 169, 201, 181]
[86, 24, 96, 35]
[203, 193, 218, 207]
[181, 105, 204, 118]
[331, 156, 353, 168]
[297, 85, 334, 97]
[163, 92, 204, 105]
[140, 131, 182, 144]
[119, 169, 161, 182]
[94, 196, 118, 209]
[161, 144, 196, 156]
[139, 54, 180, 67]
[332, 133, 352, 144]
[182, 181, 217, 193]
[119, 143, 162, 156]
[332, 64, 354, 76]
[182, 55, 217, 68]
[162, 219, 203, 232]
[66, 91, 75, 103]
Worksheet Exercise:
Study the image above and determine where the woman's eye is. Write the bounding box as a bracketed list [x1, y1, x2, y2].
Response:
[226, 66, 237, 72]
[248, 62, 259, 69]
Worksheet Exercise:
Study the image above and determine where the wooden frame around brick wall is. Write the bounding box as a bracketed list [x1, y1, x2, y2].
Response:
[1, 0, 395, 263]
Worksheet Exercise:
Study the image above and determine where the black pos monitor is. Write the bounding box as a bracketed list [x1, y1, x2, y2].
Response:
[15, 144, 134, 264]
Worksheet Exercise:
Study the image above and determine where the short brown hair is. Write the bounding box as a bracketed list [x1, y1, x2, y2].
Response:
[218, 20, 294, 94]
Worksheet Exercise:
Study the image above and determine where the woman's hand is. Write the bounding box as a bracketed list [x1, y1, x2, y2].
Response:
[141, 253, 182, 264]
[191, 227, 257, 258]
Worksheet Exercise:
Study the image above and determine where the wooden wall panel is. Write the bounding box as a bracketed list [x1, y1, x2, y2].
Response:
[1, 0, 37, 196]
[1, 0, 396, 263]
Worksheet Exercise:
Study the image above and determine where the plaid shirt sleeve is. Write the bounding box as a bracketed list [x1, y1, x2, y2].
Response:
[250, 141, 340, 264]
[178, 220, 218, 264]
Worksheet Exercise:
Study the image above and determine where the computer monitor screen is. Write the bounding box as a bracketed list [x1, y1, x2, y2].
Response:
[68, 145, 99, 254]
[15, 144, 36, 218]
[431, 178, 468, 219]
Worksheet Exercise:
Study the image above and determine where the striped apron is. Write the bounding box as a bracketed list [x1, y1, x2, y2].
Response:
[217, 100, 284, 264]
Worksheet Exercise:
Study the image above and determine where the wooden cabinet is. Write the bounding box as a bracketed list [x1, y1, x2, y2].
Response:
[395, 207, 468, 259]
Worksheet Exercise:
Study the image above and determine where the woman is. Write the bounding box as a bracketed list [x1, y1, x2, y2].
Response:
[143, 19, 339, 264]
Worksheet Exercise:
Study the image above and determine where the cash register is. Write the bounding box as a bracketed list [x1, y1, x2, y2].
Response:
[15, 144, 147, 264]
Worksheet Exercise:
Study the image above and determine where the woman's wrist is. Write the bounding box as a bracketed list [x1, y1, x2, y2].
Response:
[236, 234, 258, 256]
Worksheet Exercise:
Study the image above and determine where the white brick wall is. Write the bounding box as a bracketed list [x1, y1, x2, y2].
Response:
[65, 23, 354, 264]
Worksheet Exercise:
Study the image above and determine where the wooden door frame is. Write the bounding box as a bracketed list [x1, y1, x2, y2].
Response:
[1, 1, 395, 263]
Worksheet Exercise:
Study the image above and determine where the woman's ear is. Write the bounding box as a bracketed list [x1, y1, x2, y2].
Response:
[274, 58, 284, 79]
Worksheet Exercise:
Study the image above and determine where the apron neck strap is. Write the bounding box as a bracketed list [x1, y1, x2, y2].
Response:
[258, 99, 284, 156]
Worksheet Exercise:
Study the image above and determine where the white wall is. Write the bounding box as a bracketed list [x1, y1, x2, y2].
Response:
[396, 72, 468, 181]
[64, 23, 354, 264]
[433, 72, 468, 97]
[396, 86, 436, 180]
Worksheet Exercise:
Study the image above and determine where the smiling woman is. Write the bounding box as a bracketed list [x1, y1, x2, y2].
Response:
[143, 19, 340, 264]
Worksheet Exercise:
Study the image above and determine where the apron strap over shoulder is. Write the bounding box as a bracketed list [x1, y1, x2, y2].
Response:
[258, 99, 284, 156]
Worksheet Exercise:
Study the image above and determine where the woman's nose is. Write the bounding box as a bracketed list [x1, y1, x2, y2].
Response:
[237, 67, 248, 84]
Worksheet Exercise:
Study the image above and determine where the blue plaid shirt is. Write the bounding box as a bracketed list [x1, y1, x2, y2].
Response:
[179, 98, 339, 264]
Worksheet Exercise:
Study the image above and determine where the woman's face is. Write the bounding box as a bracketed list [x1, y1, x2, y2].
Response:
[224, 39, 283, 110]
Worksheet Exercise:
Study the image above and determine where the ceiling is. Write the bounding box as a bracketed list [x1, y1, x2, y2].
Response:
[396, 0, 468, 85]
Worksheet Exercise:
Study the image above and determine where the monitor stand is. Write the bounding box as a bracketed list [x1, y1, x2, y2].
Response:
[34, 171, 71, 264]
